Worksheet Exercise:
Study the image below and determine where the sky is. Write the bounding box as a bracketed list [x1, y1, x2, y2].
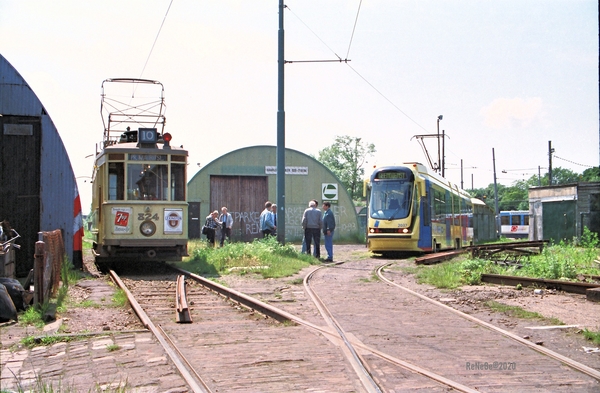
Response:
[1, 0, 598, 215]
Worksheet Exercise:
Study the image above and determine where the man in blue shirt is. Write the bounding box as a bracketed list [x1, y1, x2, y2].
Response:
[259, 201, 275, 237]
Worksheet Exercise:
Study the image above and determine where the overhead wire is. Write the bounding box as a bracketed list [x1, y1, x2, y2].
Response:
[286, 2, 429, 133]
[345, 0, 363, 60]
[139, 0, 174, 80]
[553, 155, 595, 168]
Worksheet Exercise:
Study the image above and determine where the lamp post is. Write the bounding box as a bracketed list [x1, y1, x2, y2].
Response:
[436, 115, 443, 173]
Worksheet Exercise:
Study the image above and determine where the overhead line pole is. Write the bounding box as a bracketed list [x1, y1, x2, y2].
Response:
[276, 2, 350, 243]
[277, 0, 286, 243]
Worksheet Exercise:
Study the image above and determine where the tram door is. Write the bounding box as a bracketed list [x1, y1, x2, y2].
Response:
[210, 175, 268, 242]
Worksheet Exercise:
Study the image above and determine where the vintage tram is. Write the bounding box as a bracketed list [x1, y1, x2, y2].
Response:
[89, 79, 188, 264]
[364, 163, 496, 254]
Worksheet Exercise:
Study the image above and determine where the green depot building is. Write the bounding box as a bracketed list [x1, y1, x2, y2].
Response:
[187, 145, 361, 244]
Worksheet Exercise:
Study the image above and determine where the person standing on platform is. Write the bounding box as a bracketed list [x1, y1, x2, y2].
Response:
[219, 207, 233, 247]
[322, 201, 336, 262]
[259, 201, 275, 237]
[301, 200, 322, 258]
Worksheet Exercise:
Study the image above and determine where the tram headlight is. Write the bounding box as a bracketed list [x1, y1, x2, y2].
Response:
[140, 221, 156, 237]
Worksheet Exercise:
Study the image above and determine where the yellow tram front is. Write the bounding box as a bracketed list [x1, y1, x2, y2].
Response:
[90, 129, 188, 262]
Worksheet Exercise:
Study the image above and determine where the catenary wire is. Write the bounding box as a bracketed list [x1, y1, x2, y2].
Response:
[139, 0, 174, 80]
[286, 4, 430, 133]
[345, 0, 363, 59]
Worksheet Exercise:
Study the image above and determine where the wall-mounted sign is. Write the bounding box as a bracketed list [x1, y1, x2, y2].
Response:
[265, 166, 308, 175]
[322, 183, 338, 201]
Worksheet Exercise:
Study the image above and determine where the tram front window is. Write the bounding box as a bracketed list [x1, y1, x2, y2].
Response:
[128, 163, 168, 200]
[370, 180, 413, 220]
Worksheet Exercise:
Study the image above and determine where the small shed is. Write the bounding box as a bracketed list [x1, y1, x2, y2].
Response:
[187, 145, 361, 243]
[528, 182, 600, 242]
[0, 55, 83, 275]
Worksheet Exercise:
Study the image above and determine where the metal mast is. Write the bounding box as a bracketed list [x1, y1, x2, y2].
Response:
[277, 0, 286, 243]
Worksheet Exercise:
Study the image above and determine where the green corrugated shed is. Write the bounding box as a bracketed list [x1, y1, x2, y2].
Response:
[188, 145, 361, 243]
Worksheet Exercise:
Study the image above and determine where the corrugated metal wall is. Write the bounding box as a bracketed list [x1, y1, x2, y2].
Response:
[0, 55, 81, 275]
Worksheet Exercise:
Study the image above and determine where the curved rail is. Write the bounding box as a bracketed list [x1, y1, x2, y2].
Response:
[174, 264, 480, 392]
[109, 270, 211, 392]
[375, 263, 600, 381]
[304, 264, 480, 393]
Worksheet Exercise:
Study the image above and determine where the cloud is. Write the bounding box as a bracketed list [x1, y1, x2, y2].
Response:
[481, 97, 544, 129]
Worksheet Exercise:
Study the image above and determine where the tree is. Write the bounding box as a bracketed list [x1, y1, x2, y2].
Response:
[545, 167, 580, 185]
[317, 136, 376, 201]
[581, 167, 600, 182]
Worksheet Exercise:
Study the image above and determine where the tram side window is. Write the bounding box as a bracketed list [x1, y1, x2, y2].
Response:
[501, 215, 510, 225]
[511, 215, 520, 226]
[108, 163, 124, 200]
[171, 163, 186, 201]
[432, 188, 446, 222]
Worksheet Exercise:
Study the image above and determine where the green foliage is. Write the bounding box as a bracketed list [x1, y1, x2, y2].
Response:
[469, 166, 595, 211]
[415, 262, 463, 289]
[582, 329, 600, 345]
[19, 306, 46, 328]
[175, 237, 318, 279]
[316, 135, 376, 200]
[579, 226, 600, 248]
[112, 289, 128, 307]
[21, 335, 76, 348]
[581, 167, 600, 182]
[483, 300, 547, 320]
[416, 241, 600, 289]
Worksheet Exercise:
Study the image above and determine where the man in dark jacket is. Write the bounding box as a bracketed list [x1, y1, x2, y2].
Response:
[322, 201, 336, 262]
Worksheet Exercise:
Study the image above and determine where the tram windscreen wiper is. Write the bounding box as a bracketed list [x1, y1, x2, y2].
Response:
[388, 208, 401, 221]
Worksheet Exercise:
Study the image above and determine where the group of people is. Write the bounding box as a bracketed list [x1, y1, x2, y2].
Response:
[301, 199, 336, 262]
[204, 207, 234, 247]
[204, 199, 336, 263]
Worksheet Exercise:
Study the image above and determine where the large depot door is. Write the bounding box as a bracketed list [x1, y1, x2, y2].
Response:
[0, 116, 41, 276]
[210, 175, 268, 242]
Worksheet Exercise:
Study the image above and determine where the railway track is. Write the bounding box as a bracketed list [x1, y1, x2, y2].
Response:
[111, 256, 599, 392]
[112, 266, 361, 392]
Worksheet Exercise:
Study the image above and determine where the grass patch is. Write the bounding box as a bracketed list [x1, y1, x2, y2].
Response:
[173, 237, 319, 279]
[287, 278, 304, 285]
[112, 289, 128, 307]
[106, 344, 120, 352]
[582, 329, 600, 345]
[415, 261, 464, 289]
[21, 335, 76, 348]
[411, 238, 600, 289]
[484, 300, 544, 319]
[484, 300, 564, 325]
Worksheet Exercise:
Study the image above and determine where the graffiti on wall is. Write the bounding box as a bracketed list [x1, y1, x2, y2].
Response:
[225, 204, 356, 240]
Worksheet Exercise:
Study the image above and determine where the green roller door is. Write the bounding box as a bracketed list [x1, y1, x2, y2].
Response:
[542, 200, 575, 242]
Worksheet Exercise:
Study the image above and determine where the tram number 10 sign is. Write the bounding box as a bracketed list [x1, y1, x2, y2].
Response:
[138, 128, 157, 143]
